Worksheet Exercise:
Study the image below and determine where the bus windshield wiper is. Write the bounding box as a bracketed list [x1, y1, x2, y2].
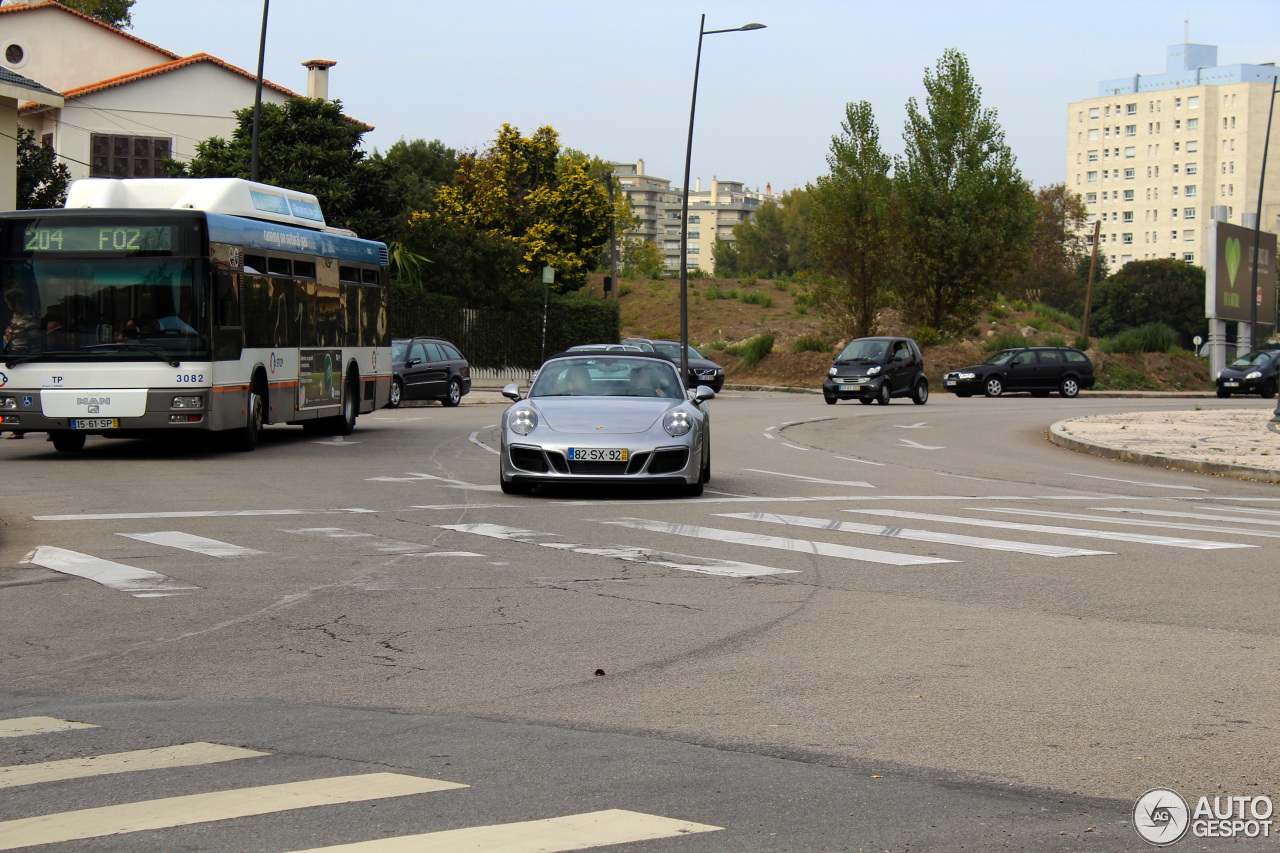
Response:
[4, 350, 85, 368]
[83, 341, 181, 367]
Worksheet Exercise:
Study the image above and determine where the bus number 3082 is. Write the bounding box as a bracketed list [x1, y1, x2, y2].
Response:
[175, 374, 205, 383]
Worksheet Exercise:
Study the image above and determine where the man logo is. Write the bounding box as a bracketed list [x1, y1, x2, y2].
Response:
[1135, 788, 1190, 846]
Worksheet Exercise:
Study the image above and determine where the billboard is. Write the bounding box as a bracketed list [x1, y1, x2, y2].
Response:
[1209, 221, 1277, 322]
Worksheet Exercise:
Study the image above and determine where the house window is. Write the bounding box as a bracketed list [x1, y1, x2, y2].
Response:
[1122, 233, 1133, 244]
[1183, 253, 1195, 262]
[1188, 96, 1199, 108]
[1188, 118, 1198, 130]
[1124, 147, 1136, 158]
[1171, 209, 1178, 219]
[1186, 140, 1198, 153]
[1126, 124, 1137, 137]
[1186, 163, 1197, 175]
[1174, 120, 1182, 131]
[1123, 211, 1134, 222]
[1175, 97, 1182, 108]
[90, 134, 172, 178]
[1123, 189, 1135, 201]
[1127, 103, 1137, 115]
[1086, 192, 1097, 203]
[1184, 208, 1196, 219]
[1087, 171, 1098, 182]
[1124, 168, 1135, 179]
[1089, 107, 1100, 119]
[1087, 150, 1098, 162]
[1184, 185, 1196, 197]
[1088, 128, 1100, 140]
[1183, 230, 1195, 242]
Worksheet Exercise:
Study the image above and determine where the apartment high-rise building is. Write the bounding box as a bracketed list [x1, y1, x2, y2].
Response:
[1066, 43, 1280, 269]
[613, 160, 780, 274]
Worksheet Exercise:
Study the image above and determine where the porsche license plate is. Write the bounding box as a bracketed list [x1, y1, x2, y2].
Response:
[72, 418, 118, 429]
[568, 447, 628, 462]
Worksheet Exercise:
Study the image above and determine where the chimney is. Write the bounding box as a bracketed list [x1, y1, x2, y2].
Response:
[696, 177, 701, 192]
[302, 59, 337, 100]
[766, 183, 771, 195]
[637, 158, 645, 175]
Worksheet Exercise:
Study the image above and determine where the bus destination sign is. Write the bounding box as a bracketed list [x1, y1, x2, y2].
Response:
[20, 224, 174, 254]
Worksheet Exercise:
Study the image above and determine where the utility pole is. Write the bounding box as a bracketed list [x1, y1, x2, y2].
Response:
[1081, 219, 1102, 341]
[608, 180, 618, 300]
[250, 0, 269, 182]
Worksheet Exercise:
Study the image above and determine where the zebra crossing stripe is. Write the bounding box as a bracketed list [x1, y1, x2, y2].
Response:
[716, 512, 1115, 558]
[280, 808, 722, 852]
[283, 528, 430, 554]
[25, 546, 200, 597]
[117, 532, 265, 557]
[743, 469, 874, 488]
[0, 773, 467, 851]
[0, 717, 97, 739]
[599, 519, 956, 566]
[437, 523, 794, 576]
[978, 507, 1280, 539]
[843, 510, 1253, 550]
[0, 742, 268, 789]
[1092, 506, 1280, 526]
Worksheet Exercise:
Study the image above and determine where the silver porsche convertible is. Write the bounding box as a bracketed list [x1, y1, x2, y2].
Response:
[499, 353, 714, 496]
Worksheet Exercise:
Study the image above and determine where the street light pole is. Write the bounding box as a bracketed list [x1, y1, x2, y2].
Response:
[1249, 76, 1276, 354]
[678, 16, 765, 388]
[250, 0, 269, 183]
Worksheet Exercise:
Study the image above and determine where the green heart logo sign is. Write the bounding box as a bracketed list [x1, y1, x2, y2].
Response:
[1225, 237, 1242, 287]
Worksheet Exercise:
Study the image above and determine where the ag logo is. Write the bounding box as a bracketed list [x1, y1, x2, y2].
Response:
[1135, 788, 1190, 846]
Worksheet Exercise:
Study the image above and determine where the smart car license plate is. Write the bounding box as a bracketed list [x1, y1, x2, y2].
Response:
[839, 384, 860, 391]
[72, 418, 118, 429]
[568, 447, 627, 462]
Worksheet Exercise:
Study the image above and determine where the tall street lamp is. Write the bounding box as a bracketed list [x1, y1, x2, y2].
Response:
[678, 16, 765, 387]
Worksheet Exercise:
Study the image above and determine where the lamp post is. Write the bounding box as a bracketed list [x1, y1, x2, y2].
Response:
[1248, 75, 1276, 354]
[678, 16, 765, 388]
[250, 0, 269, 182]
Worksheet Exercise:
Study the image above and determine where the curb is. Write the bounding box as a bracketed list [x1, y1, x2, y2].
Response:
[1047, 419, 1280, 485]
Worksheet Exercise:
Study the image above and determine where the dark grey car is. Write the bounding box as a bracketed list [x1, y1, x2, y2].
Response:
[823, 336, 929, 405]
[389, 337, 472, 407]
[944, 346, 1095, 398]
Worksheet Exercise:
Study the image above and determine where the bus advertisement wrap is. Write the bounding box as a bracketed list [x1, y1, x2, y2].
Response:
[299, 349, 343, 409]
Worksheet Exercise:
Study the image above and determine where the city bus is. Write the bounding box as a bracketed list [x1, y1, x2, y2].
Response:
[0, 178, 390, 451]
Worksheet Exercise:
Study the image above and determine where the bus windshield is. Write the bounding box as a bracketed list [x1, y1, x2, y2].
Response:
[2, 258, 206, 360]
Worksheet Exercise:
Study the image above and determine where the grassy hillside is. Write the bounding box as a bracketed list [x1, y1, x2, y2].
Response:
[582, 274, 1213, 392]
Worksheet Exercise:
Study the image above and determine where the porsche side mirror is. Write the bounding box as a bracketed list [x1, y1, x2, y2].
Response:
[501, 383, 522, 402]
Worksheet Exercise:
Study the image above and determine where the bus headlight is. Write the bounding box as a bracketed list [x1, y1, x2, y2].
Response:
[0, 397, 16, 410]
[171, 396, 203, 409]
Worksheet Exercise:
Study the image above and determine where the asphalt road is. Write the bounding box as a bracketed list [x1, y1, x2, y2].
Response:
[2, 390, 1277, 851]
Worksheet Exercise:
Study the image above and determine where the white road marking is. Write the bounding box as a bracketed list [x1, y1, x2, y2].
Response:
[408, 504, 517, 510]
[414, 551, 486, 557]
[719, 512, 1114, 558]
[0, 742, 268, 789]
[281, 808, 722, 853]
[835, 456, 886, 466]
[368, 472, 499, 491]
[1067, 473, 1208, 491]
[979, 507, 1280, 539]
[781, 443, 810, 451]
[897, 439, 943, 450]
[469, 431, 500, 455]
[743, 469, 874, 489]
[34, 508, 378, 522]
[0, 717, 97, 739]
[367, 416, 429, 421]
[283, 528, 432, 554]
[600, 518, 956, 566]
[437, 523, 795, 577]
[895, 422, 930, 429]
[765, 425, 777, 431]
[844, 509, 1253, 550]
[763, 432, 776, 439]
[1194, 504, 1280, 516]
[24, 547, 199, 597]
[1092, 506, 1280, 526]
[117, 532, 265, 558]
[0, 773, 466, 851]
[311, 438, 359, 447]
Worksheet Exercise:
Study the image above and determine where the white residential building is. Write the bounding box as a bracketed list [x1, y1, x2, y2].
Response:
[1067, 43, 1280, 269]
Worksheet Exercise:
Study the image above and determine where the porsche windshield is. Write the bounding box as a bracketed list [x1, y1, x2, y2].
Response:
[2, 258, 207, 359]
[529, 357, 681, 398]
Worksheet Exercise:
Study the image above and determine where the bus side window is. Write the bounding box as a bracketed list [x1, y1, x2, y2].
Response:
[214, 271, 240, 327]
[243, 275, 271, 348]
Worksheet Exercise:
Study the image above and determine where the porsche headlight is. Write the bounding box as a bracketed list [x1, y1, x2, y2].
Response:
[510, 409, 538, 435]
[663, 410, 693, 436]
[867, 365, 881, 376]
[1247, 371, 1263, 380]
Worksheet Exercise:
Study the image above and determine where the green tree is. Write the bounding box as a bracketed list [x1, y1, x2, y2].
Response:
[61, 0, 133, 29]
[712, 236, 741, 276]
[427, 124, 625, 293]
[895, 49, 1037, 334]
[713, 188, 812, 278]
[778, 188, 814, 272]
[621, 238, 664, 279]
[170, 98, 403, 244]
[808, 101, 898, 338]
[1007, 184, 1090, 312]
[1090, 258, 1205, 346]
[16, 128, 71, 209]
[375, 138, 458, 215]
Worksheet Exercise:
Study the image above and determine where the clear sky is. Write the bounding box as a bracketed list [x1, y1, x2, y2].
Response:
[128, 0, 1278, 195]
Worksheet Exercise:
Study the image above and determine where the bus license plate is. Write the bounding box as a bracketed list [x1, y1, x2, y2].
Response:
[72, 418, 118, 429]
[568, 447, 627, 462]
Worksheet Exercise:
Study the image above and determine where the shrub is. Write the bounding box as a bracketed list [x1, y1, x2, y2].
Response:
[1100, 322, 1178, 354]
[741, 276, 758, 287]
[1044, 334, 1067, 347]
[724, 334, 775, 368]
[702, 340, 727, 352]
[726, 288, 740, 299]
[793, 291, 814, 309]
[1011, 299, 1029, 312]
[1032, 302, 1081, 331]
[791, 335, 832, 353]
[983, 333, 1029, 352]
[648, 280, 667, 293]
[704, 284, 725, 300]
[688, 268, 712, 279]
[912, 326, 941, 346]
[649, 329, 678, 340]
[774, 280, 791, 292]
[989, 304, 1010, 319]
[1073, 334, 1091, 350]
[617, 284, 632, 297]
[1096, 360, 1157, 390]
[740, 291, 773, 307]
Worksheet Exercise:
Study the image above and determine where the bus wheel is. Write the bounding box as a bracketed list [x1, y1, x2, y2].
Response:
[51, 431, 86, 453]
[330, 375, 358, 436]
[232, 388, 264, 451]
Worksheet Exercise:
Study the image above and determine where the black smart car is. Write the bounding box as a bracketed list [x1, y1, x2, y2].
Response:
[1217, 350, 1280, 398]
[945, 346, 1094, 398]
[389, 337, 472, 407]
[823, 336, 929, 405]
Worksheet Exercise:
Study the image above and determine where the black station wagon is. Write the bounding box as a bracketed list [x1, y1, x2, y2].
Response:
[944, 346, 1095, 398]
